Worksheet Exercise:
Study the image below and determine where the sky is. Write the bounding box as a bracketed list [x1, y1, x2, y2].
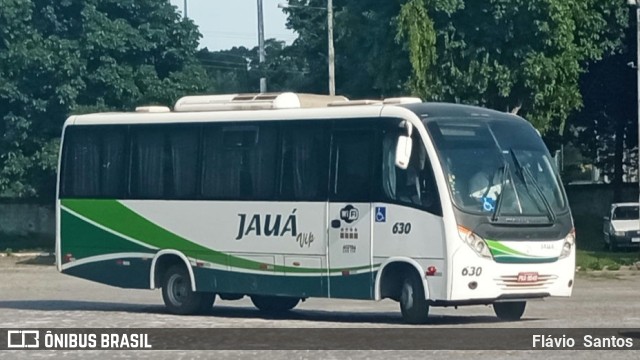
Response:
[169, 0, 298, 51]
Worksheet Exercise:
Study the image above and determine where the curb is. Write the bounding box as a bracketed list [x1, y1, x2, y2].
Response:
[0, 252, 53, 258]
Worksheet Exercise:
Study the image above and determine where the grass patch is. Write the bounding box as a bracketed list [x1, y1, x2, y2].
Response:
[606, 263, 621, 271]
[576, 249, 640, 270]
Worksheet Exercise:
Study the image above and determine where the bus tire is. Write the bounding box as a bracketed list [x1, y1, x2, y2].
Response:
[399, 273, 429, 324]
[162, 265, 215, 315]
[250, 295, 300, 312]
[493, 301, 526, 321]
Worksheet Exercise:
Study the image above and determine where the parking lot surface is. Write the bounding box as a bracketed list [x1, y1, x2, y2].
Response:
[0, 256, 638, 359]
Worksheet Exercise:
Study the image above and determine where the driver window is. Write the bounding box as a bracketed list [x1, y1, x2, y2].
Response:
[381, 130, 440, 214]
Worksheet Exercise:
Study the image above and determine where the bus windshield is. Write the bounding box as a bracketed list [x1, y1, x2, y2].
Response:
[426, 118, 567, 221]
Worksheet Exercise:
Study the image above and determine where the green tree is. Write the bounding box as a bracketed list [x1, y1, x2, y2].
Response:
[398, 0, 628, 144]
[260, 39, 313, 92]
[567, 9, 637, 195]
[0, 0, 208, 198]
[283, 0, 411, 98]
[198, 46, 253, 93]
[198, 39, 312, 94]
[284, 0, 628, 142]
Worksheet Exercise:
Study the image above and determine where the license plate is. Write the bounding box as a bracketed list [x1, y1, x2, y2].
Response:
[632, 237, 640, 243]
[517, 272, 538, 283]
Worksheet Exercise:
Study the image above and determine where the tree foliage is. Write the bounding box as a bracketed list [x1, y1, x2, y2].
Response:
[198, 39, 311, 94]
[1, 0, 635, 198]
[284, 0, 411, 98]
[567, 10, 637, 190]
[398, 0, 628, 143]
[0, 0, 208, 198]
[284, 0, 628, 146]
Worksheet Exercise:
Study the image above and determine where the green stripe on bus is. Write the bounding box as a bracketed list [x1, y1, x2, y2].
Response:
[61, 209, 154, 259]
[485, 239, 528, 257]
[62, 199, 317, 273]
[61, 199, 375, 274]
[485, 239, 558, 263]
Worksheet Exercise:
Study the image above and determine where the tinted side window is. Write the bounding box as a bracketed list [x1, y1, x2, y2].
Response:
[280, 122, 329, 201]
[168, 128, 200, 198]
[60, 126, 126, 198]
[129, 126, 200, 199]
[101, 130, 127, 197]
[201, 123, 277, 200]
[330, 128, 374, 202]
[131, 128, 165, 198]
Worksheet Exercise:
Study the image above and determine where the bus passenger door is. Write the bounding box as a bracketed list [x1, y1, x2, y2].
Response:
[327, 127, 373, 299]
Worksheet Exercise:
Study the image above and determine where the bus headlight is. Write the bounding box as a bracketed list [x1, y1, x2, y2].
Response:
[458, 226, 492, 259]
[559, 229, 575, 259]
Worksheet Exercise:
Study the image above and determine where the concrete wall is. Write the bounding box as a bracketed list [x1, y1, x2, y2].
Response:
[0, 201, 55, 239]
[565, 183, 638, 218]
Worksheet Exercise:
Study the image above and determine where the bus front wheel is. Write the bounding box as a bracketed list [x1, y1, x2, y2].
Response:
[399, 273, 429, 324]
[250, 295, 300, 312]
[162, 265, 215, 315]
[493, 301, 526, 321]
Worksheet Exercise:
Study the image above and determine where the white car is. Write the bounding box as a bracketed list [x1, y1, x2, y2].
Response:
[603, 202, 640, 251]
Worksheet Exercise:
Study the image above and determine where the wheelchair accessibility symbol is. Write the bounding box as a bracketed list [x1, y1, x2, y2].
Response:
[482, 197, 495, 212]
[375, 207, 386, 222]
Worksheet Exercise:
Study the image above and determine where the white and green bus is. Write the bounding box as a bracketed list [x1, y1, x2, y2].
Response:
[56, 92, 575, 324]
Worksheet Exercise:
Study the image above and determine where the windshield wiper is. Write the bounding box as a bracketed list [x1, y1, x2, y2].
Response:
[509, 148, 556, 221]
[491, 162, 509, 222]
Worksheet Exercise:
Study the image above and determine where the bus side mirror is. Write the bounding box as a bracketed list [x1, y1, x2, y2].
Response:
[395, 135, 412, 170]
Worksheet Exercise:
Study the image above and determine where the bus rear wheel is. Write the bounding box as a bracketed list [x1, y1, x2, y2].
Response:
[399, 273, 429, 324]
[493, 301, 526, 321]
[250, 295, 300, 312]
[162, 265, 215, 315]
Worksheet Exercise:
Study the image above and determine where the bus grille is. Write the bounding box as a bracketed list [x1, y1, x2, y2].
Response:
[494, 274, 558, 290]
